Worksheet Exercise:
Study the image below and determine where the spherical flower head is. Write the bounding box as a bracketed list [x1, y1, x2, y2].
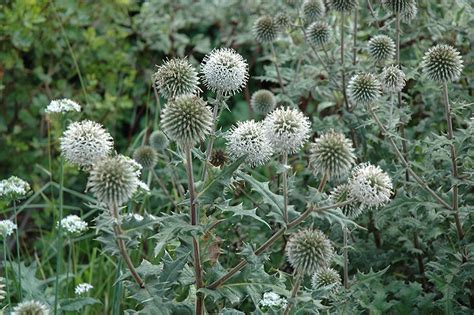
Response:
[421, 44, 464, 83]
[160, 94, 213, 147]
[401, 0, 417, 22]
[309, 130, 356, 180]
[58, 215, 88, 235]
[275, 13, 290, 30]
[12, 300, 50, 315]
[286, 228, 334, 275]
[75, 283, 93, 295]
[381, 65, 406, 92]
[329, 184, 364, 219]
[153, 58, 201, 99]
[210, 149, 229, 167]
[45, 99, 81, 114]
[307, 21, 331, 47]
[348, 73, 381, 105]
[331, 0, 358, 13]
[225, 120, 273, 168]
[253, 16, 279, 43]
[251, 89, 277, 115]
[349, 163, 393, 208]
[0, 220, 17, 237]
[149, 130, 169, 151]
[382, 0, 411, 14]
[312, 267, 342, 293]
[201, 48, 249, 96]
[60, 120, 114, 169]
[302, 0, 325, 22]
[133, 145, 158, 169]
[263, 107, 311, 154]
[0, 176, 30, 201]
[368, 35, 395, 62]
[86, 155, 140, 207]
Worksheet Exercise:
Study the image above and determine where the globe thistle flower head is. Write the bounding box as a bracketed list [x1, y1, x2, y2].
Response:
[275, 13, 290, 30]
[60, 120, 114, 169]
[253, 16, 279, 43]
[348, 73, 381, 105]
[0, 176, 30, 201]
[225, 120, 273, 168]
[307, 21, 331, 47]
[309, 130, 356, 180]
[12, 300, 50, 315]
[0, 277, 5, 302]
[0, 220, 17, 237]
[312, 267, 342, 293]
[302, 0, 325, 22]
[45, 99, 81, 114]
[349, 163, 393, 208]
[263, 107, 311, 154]
[201, 48, 249, 96]
[154, 58, 201, 99]
[210, 149, 229, 167]
[421, 44, 464, 83]
[381, 65, 406, 92]
[75, 283, 93, 295]
[368, 35, 395, 62]
[58, 215, 88, 235]
[160, 94, 213, 147]
[382, 0, 410, 14]
[286, 228, 334, 274]
[250, 89, 277, 115]
[331, 0, 358, 13]
[401, 0, 417, 22]
[329, 184, 363, 219]
[86, 155, 140, 207]
[133, 145, 158, 169]
[149, 130, 169, 151]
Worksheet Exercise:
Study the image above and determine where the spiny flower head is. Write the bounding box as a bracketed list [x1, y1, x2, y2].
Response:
[331, 0, 358, 13]
[421, 44, 464, 83]
[60, 120, 114, 169]
[348, 72, 381, 105]
[12, 300, 50, 315]
[381, 65, 406, 92]
[149, 130, 169, 151]
[160, 94, 213, 147]
[251, 89, 277, 115]
[201, 48, 249, 96]
[309, 130, 356, 180]
[0, 176, 30, 201]
[133, 145, 158, 169]
[153, 58, 201, 99]
[382, 0, 411, 14]
[0, 220, 17, 237]
[401, 0, 417, 21]
[86, 155, 140, 207]
[307, 21, 331, 47]
[75, 283, 93, 295]
[368, 35, 395, 62]
[349, 163, 393, 208]
[286, 228, 334, 274]
[302, 0, 325, 22]
[253, 16, 279, 43]
[263, 107, 311, 154]
[312, 267, 342, 293]
[45, 99, 81, 114]
[275, 13, 290, 30]
[58, 215, 88, 235]
[225, 120, 273, 167]
[210, 149, 229, 167]
[329, 184, 363, 218]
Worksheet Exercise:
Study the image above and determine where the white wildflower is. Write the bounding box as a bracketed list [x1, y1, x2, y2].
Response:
[75, 283, 93, 295]
[0, 220, 17, 237]
[349, 163, 393, 208]
[0, 176, 30, 201]
[45, 99, 81, 113]
[259, 291, 287, 309]
[58, 215, 88, 235]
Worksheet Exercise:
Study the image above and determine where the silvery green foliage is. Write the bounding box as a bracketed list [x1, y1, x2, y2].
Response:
[382, 0, 411, 14]
[149, 130, 169, 151]
[381, 65, 406, 92]
[349, 163, 393, 208]
[302, 0, 325, 22]
[421, 44, 464, 83]
[45, 98, 81, 113]
[253, 16, 279, 43]
[250, 89, 276, 115]
[60, 120, 114, 168]
[329, 184, 363, 218]
[0, 219, 17, 237]
[58, 215, 88, 235]
[348, 72, 381, 105]
[331, 0, 358, 13]
[154, 58, 201, 99]
[12, 300, 50, 315]
[133, 145, 158, 169]
[160, 94, 213, 147]
[0, 176, 30, 201]
[368, 35, 395, 62]
[311, 267, 342, 293]
[307, 21, 331, 46]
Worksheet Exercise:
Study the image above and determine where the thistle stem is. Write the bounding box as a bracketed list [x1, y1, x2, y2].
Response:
[340, 12, 350, 109]
[283, 272, 303, 315]
[282, 152, 289, 224]
[202, 91, 224, 181]
[352, 8, 358, 66]
[343, 226, 349, 289]
[270, 42, 286, 94]
[318, 173, 328, 192]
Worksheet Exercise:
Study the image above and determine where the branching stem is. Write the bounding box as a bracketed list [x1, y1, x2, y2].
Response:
[283, 272, 303, 315]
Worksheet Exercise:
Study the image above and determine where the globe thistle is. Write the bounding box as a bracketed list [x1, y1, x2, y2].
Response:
[58, 215, 88, 235]
[309, 130, 356, 180]
[250, 89, 277, 115]
[348, 163, 393, 208]
[275, 13, 290, 30]
[0, 220, 17, 237]
[381, 65, 406, 92]
[306, 21, 331, 47]
[331, 0, 358, 13]
[401, 0, 417, 22]
[133, 145, 158, 169]
[12, 300, 50, 315]
[0, 176, 30, 201]
[348, 73, 381, 105]
[60, 120, 114, 169]
[153, 58, 201, 99]
[45, 98, 81, 114]
[160, 94, 213, 147]
[201, 48, 249, 96]
[263, 107, 311, 154]
[286, 228, 334, 274]
[225, 120, 273, 167]
[329, 184, 363, 219]
[302, 0, 325, 22]
[311, 267, 342, 293]
[149, 130, 169, 151]
[0, 277, 5, 302]
[421, 44, 464, 83]
[210, 149, 229, 167]
[381, 0, 410, 14]
[75, 283, 93, 295]
[86, 155, 140, 207]
[368, 35, 395, 62]
[253, 16, 279, 43]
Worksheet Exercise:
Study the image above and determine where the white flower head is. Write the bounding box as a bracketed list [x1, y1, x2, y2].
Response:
[259, 291, 287, 309]
[45, 99, 81, 114]
[381, 65, 406, 92]
[225, 120, 273, 167]
[263, 107, 311, 154]
[12, 300, 50, 315]
[0, 176, 30, 201]
[58, 215, 88, 235]
[75, 283, 93, 295]
[349, 163, 393, 208]
[60, 120, 114, 168]
[0, 220, 17, 237]
[201, 48, 249, 96]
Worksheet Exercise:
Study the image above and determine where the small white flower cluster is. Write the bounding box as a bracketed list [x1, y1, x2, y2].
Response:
[45, 99, 81, 113]
[124, 213, 144, 222]
[58, 215, 88, 235]
[75, 283, 93, 295]
[0, 220, 17, 237]
[0, 176, 30, 201]
[259, 291, 287, 309]
[349, 163, 393, 208]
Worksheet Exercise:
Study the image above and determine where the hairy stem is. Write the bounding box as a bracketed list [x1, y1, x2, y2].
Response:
[340, 12, 350, 109]
[318, 173, 328, 192]
[282, 152, 289, 223]
[270, 42, 286, 94]
[283, 272, 303, 315]
[352, 8, 358, 66]
[343, 226, 349, 289]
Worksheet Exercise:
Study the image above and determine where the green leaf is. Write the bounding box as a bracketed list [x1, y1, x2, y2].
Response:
[216, 201, 271, 229]
[60, 297, 101, 311]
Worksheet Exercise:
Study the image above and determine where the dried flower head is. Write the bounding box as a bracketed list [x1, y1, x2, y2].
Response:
[263, 107, 311, 154]
[331, 0, 358, 13]
[312, 267, 342, 293]
[368, 35, 395, 62]
[45, 99, 81, 114]
[348, 72, 381, 105]
[12, 300, 50, 315]
[275, 13, 290, 30]
[421, 44, 464, 83]
[133, 145, 158, 169]
[0, 176, 30, 201]
[382, 0, 411, 14]
[58, 215, 88, 235]
[0, 220, 17, 237]
[201, 48, 249, 95]
[307, 21, 331, 47]
[329, 184, 363, 218]
[349, 163, 393, 208]
[210, 149, 229, 167]
[160, 94, 213, 147]
[75, 283, 93, 295]
[154, 58, 201, 99]
[381, 65, 406, 92]
[253, 16, 279, 43]
[302, 0, 325, 22]
[149, 130, 169, 151]
[250, 89, 277, 115]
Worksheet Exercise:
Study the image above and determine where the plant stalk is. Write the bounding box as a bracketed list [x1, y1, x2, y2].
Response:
[270, 42, 286, 94]
[3, 240, 12, 311]
[282, 152, 289, 223]
[340, 12, 350, 109]
[202, 91, 224, 181]
[12, 200, 22, 300]
[343, 226, 349, 289]
[283, 272, 303, 315]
